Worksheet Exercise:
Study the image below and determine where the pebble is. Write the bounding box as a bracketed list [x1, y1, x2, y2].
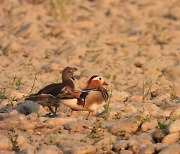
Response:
[120, 150, 133, 154]
[46, 117, 77, 126]
[129, 133, 153, 149]
[168, 120, 180, 133]
[109, 114, 141, 135]
[19, 143, 36, 154]
[170, 108, 180, 119]
[37, 145, 63, 154]
[162, 132, 180, 144]
[155, 143, 167, 152]
[141, 119, 158, 132]
[64, 121, 84, 132]
[16, 135, 27, 146]
[139, 144, 156, 154]
[69, 145, 96, 154]
[94, 135, 116, 148]
[152, 129, 167, 142]
[113, 140, 129, 151]
[0, 135, 12, 150]
[159, 143, 180, 154]
[112, 90, 129, 102]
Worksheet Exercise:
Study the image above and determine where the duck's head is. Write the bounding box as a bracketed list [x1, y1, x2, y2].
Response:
[62, 67, 77, 81]
[86, 75, 108, 89]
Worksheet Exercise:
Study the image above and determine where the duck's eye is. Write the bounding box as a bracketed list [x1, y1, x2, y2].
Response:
[99, 78, 102, 80]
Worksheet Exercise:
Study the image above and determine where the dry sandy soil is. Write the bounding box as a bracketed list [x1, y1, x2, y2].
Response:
[0, 0, 180, 153]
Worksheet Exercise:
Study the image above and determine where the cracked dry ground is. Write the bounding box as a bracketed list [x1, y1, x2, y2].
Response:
[0, 0, 180, 154]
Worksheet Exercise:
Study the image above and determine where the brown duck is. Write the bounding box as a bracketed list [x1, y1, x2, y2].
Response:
[25, 67, 77, 115]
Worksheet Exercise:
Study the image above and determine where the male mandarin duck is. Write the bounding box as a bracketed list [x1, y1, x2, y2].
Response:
[25, 67, 77, 115]
[58, 75, 109, 117]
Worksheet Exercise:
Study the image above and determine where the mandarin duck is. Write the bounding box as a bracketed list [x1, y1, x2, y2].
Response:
[25, 67, 77, 115]
[58, 75, 108, 117]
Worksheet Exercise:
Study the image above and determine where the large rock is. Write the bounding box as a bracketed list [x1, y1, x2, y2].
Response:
[139, 144, 156, 154]
[15, 100, 47, 115]
[152, 129, 167, 142]
[64, 121, 84, 133]
[129, 133, 153, 149]
[170, 108, 180, 119]
[0, 135, 12, 150]
[109, 114, 141, 135]
[46, 117, 77, 126]
[19, 143, 36, 154]
[162, 132, 179, 144]
[113, 140, 129, 151]
[68, 145, 96, 154]
[16, 135, 27, 146]
[141, 119, 158, 132]
[37, 145, 63, 154]
[94, 134, 116, 152]
[159, 143, 180, 154]
[168, 120, 180, 133]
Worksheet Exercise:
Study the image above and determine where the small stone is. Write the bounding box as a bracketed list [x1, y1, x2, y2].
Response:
[0, 120, 19, 130]
[120, 150, 133, 154]
[129, 133, 153, 149]
[170, 108, 180, 119]
[94, 135, 116, 148]
[112, 90, 129, 102]
[64, 121, 84, 132]
[18, 120, 36, 131]
[50, 63, 60, 71]
[69, 145, 96, 154]
[95, 53, 108, 63]
[9, 110, 19, 116]
[139, 144, 156, 154]
[0, 151, 15, 154]
[141, 119, 158, 132]
[75, 46, 86, 58]
[26, 113, 38, 121]
[155, 143, 167, 152]
[109, 114, 141, 135]
[51, 27, 63, 37]
[167, 65, 180, 79]
[159, 143, 180, 154]
[20, 143, 36, 154]
[16, 135, 27, 146]
[124, 105, 137, 115]
[37, 145, 63, 154]
[162, 132, 179, 144]
[113, 140, 129, 151]
[128, 140, 140, 153]
[168, 120, 180, 133]
[0, 135, 12, 150]
[47, 117, 77, 126]
[9, 91, 25, 99]
[129, 95, 142, 102]
[152, 129, 167, 142]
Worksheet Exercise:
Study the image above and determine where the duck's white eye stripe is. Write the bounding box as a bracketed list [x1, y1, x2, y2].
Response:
[92, 76, 104, 81]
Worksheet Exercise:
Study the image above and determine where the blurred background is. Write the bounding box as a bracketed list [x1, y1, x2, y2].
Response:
[0, 0, 179, 103]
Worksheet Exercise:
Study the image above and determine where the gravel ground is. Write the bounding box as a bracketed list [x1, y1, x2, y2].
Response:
[0, 0, 180, 153]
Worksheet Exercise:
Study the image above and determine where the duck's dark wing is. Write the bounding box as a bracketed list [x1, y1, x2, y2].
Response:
[36, 83, 64, 97]
[36, 80, 75, 97]
[25, 94, 57, 106]
[56, 93, 76, 99]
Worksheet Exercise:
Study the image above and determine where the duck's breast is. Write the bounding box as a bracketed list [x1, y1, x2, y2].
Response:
[85, 90, 105, 112]
[60, 99, 85, 111]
